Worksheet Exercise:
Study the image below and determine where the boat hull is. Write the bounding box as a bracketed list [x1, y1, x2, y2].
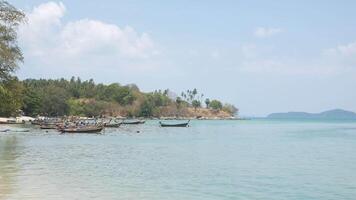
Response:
[40, 124, 58, 129]
[159, 121, 190, 127]
[0, 121, 25, 124]
[104, 123, 121, 128]
[160, 124, 189, 127]
[122, 121, 145, 125]
[60, 127, 103, 133]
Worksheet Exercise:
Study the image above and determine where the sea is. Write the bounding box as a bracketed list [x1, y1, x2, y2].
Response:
[1, 119, 356, 200]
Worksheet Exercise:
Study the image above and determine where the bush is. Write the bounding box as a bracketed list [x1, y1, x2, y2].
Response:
[138, 99, 154, 117]
[209, 100, 223, 110]
[192, 100, 201, 110]
[0, 78, 24, 117]
[222, 103, 238, 115]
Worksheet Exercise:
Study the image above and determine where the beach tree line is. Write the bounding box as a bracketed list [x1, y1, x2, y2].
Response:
[14, 78, 237, 117]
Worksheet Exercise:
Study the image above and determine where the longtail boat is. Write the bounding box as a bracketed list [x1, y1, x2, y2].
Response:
[31, 121, 42, 125]
[104, 123, 122, 128]
[103, 118, 122, 128]
[59, 125, 103, 133]
[122, 120, 145, 125]
[0, 128, 30, 132]
[40, 124, 58, 129]
[159, 120, 190, 127]
[0, 119, 25, 124]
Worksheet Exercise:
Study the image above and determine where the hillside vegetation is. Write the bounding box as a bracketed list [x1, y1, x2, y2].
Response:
[1, 77, 238, 118]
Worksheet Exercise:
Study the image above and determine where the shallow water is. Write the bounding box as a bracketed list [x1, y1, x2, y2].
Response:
[1, 119, 356, 200]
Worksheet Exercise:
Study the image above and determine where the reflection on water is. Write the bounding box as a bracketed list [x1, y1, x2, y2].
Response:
[0, 136, 20, 200]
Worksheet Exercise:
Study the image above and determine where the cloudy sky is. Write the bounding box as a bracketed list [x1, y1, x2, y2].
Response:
[10, 0, 356, 116]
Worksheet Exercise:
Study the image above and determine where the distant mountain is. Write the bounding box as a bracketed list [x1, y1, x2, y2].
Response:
[267, 109, 356, 120]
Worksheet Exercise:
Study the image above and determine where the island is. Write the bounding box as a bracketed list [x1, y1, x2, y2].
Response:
[267, 109, 356, 120]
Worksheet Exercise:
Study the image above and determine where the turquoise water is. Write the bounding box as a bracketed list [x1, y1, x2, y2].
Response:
[1, 119, 356, 199]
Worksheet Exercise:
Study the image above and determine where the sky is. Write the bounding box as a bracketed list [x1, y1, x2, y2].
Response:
[9, 0, 356, 116]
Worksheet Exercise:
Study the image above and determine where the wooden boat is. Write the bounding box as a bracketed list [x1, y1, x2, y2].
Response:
[0, 128, 30, 132]
[159, 120, 190, 127]
[40, 124, 58, 129]
[31, 120, 43, 125]
[59, 125, 103, 133]
[0, 120, 25, 124]
[122, 120, 145, 125]
[104, 123, 122, 128]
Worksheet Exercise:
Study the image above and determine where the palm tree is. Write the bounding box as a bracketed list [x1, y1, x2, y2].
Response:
[205, 98, 210, 108]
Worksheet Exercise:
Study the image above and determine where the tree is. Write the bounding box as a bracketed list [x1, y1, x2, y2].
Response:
[139, 99, 154, 117]
[0, 77, 23, 116]
[222, 103, 238, 115]
[205, 98, 210, 108]
[82, 100, 107, 117]
[41, 86, 69, 116]
[67, 99, 85, 116]
[0, 1, 25, 81]
[22, 87, 41, 116]
[192, 88, 197, 99]
[209, 100, 223, 110]
[101, 83, 135, 105]
[175, 97, 182, 109]
[192, 99, 201, 111]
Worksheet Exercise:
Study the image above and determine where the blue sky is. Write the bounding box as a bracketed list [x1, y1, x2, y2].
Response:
[10, 0, 356, 116]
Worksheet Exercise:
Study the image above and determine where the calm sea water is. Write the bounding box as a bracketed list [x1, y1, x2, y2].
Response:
[1, 119, 356, 200]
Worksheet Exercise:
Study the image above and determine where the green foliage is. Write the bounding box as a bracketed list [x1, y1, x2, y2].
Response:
[40, 85, 69, 116]
[1, 77, 237, 118]
[68, 98, 115, 117]
[22, 87, 41, 116]
[181, 88, 200, 103]
[98, 83, 135, 105]
[148, 90, 170, 107]
[0, 1, 25, 116]
[115, 87, 135, 105]
[0, 1, 25, 81]
[138, 90, 171, 117]
[222, 103, 238, 115]
[67, 99, 85, 116]
[205, 98, 210, 108]
[192, 99, 201, 110]
[0, 77, 23, 116]
[175, 97, 182, 109]
[81, 100, 107, 117]
[209, 100, 223, 110]
[138, 98, 154, 117]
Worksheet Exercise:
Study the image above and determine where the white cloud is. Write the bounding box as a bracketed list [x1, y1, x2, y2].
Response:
[254, 27, 283, 38]
[18, 1, 158, 74]
[237, 43, 353, 76]
[322, 41, 356, 69]
[323, 41, 356, 57]
[59, 19, 154, 58]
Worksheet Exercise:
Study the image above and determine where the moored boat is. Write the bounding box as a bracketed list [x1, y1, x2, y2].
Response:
[104, 123, 121, 128]
[40, 124, 58, 129]
[122, 120, 145, 125]
[59, 125, 103, 133]
[103, 118, 122, 128]
[0, 128, 30, 132]
[159, 120, 190, 127]
[0, 119, 25, 124]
